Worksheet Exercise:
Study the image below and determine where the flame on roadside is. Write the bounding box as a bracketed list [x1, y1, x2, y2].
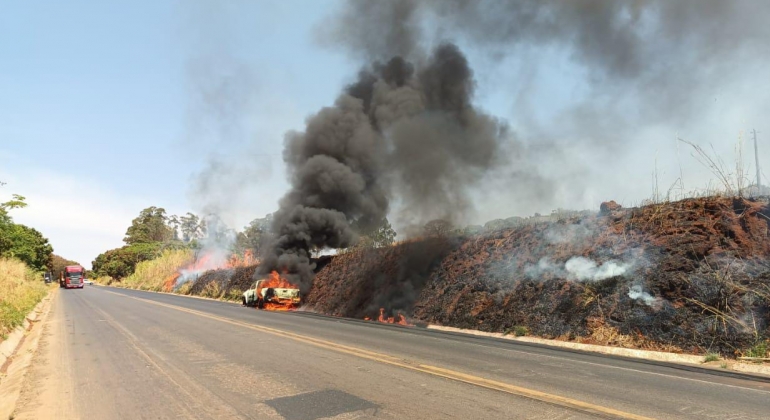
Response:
[164, 250, 260, 292]
[365, 307, 412, 326]
[163, 273, 181, 292]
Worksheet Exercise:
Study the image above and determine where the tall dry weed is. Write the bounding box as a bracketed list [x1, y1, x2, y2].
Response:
[0, 258, 49, 338]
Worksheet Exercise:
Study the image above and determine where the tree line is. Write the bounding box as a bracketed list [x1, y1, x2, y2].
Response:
[0, 183, 78, 274]
[91, 206, 273, 280]
[91, 205, 402, 280]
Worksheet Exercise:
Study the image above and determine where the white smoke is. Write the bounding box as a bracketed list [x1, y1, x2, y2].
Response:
[543, 223, 595, 245]
[565, 256, 630, 282]
[524, 257, 559, 279]
[174, 215, 238, 288]
[628, 284, 660, 307]
[525, 256, 632, 282]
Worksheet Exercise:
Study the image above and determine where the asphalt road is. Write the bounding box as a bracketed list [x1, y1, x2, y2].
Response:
[12, 286, 770, 420]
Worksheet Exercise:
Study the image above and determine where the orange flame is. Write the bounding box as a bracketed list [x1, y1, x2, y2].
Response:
[227, 249, 257, 268]
[261, 270, 297, 289]
[369, 307, 412, 326]
[167, 250, 261, 291]
[163, 273, 181, 292]
[258, 271, 301, 312]
[183, 250, 259, 273]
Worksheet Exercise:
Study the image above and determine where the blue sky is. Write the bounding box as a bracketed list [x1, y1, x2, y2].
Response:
[1, 1, 355, 266]
[2, 1, 767, 267]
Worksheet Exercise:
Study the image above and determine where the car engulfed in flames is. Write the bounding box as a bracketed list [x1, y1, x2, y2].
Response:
[242, 271, 301, 311]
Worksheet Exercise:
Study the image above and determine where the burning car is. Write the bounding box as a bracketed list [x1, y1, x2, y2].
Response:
[242, 271, 301, 310]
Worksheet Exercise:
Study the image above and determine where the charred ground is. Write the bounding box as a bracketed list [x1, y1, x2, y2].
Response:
[414, 196, 770, 356]
[187, 196, 770, 356]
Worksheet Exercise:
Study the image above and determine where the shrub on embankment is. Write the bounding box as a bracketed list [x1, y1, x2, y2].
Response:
[119, 249, 193, 291]
[0, 257, 49, 338]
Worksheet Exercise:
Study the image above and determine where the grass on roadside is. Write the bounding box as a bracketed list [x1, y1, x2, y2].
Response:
[120, 249, 193, 292]
[744, 340, 769, 358]
[94, 275, 115, 285]
[504, 326, 529, 337]
[0, 257, 50, 339]
[703, 352, 720, 363]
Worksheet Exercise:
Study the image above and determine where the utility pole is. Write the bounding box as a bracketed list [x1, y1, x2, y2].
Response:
[753, 129, 761, 190]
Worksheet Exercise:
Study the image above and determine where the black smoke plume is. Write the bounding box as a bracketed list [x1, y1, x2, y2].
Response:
[265, 0, 770, 297]
[259, 41, 508, 290]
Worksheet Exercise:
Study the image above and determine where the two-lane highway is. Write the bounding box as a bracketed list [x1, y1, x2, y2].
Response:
[12, 286, 770, 419]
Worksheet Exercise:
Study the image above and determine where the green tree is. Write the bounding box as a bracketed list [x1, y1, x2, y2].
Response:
[50, 254, 80, 277]
[0, 191, 52, 271]
[92, 242, 163, 279]
[167, 214, 181, 241]
[124, 207, 174, 244]
[0, 223, 53, 271]
[179, 212, 205, 242]
[234, 216, 271, 255]
[351, 217, 396, 249]
[0, 194, 27, 212]
[370, 218, 396, 247]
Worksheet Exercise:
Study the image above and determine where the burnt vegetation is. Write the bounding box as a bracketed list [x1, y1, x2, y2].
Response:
[167, 0, 770, 358]
[311, 197, 770, 356]
[187, 197, 770, 356]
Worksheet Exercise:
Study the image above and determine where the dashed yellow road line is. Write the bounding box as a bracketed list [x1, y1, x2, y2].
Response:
[100, 288, 654, 420]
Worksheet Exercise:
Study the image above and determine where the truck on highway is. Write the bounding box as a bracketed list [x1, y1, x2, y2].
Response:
[60, 265, 86, 289]
[242, 278, 301, 310]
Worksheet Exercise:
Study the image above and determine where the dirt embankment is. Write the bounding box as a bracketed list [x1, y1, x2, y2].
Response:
[309, 196, 770, 355]
[304, 238, 454, 317]
[176, 196, 770, 356]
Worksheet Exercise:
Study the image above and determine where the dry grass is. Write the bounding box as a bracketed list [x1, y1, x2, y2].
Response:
[120, 249, 193, 292]
[199, 281, 222, 299]
[0, 258, 50, 338]
[578, 324, 683, 353]
[94, 275, 115, 285]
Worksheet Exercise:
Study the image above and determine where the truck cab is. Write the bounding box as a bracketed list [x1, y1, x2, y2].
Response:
[60, 265, 85, 289]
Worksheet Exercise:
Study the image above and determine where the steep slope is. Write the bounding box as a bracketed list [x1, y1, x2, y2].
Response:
[306, 196, 770, 355]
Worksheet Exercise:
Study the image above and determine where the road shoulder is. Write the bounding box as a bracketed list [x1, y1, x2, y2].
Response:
[0, 288, 57, 419]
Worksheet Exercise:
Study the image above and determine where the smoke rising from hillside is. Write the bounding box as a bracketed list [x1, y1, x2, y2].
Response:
[323, 0, 770, 218]
[263, 0, 770, 291]
[260, 41, 508, 290]
[328, 0, 769, 118]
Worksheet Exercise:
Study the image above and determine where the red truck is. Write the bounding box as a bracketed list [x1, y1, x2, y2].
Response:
[60, 265, 85, 289]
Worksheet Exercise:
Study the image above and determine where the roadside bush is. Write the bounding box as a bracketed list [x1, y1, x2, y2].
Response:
[0, 257, 49, 338]
[0, 222, 53, 272]
[224, 289, 242, 302]
[744, 340, 769, 358]
[120, 249, 193, 291]
[92, 242, 166, 280]
[504, 326, 529, 337]
[200, 281, 222, 299]
[94, 276, 114, 286]
[177, 282, 193, 295]
[513, 326, 529, 337]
